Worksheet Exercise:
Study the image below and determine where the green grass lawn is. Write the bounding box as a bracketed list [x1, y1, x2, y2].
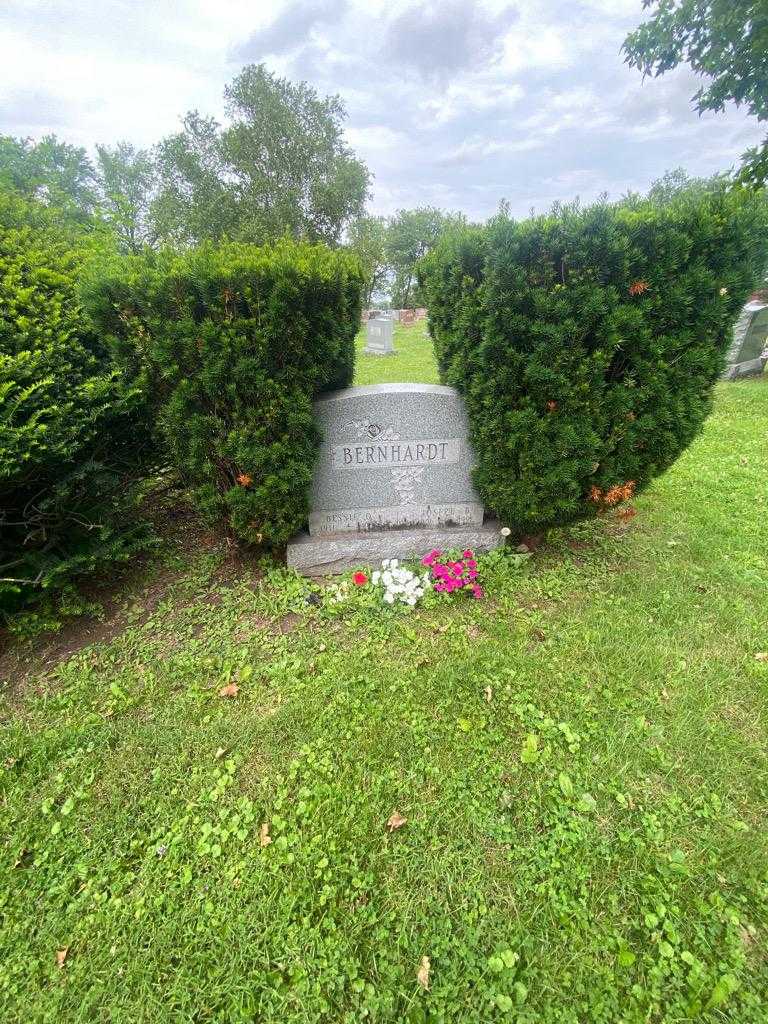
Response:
[353, 319, 439, 386]
[1, 377, 767, 1022]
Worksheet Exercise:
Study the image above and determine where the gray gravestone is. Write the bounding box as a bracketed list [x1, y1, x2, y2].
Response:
[287, 383, 501, 574]
[364, 317, 395, 355]
[724, 302, 768, 380]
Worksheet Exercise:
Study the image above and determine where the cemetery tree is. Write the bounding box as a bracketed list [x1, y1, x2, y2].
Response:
[151, 112, 241, 246]
[0, 134, 98, 224]
[387, 206, 466, 308]
[624, 1, 768, 186]
[96, 142, 157, 253]
[151, 64, 370, 246]
[347, 215, 390, 306]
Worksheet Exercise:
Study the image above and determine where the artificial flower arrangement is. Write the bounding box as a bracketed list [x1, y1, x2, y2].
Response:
[325, 549, 487, 612]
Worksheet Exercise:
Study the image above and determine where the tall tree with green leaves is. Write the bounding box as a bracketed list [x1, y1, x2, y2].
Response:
[151, 64, 370, 246]
[386, 206, 466, 308]
[0, 134, 98, 223]
[346, 215, 390, 305]
[95, 142, 156, 253]
[623, 1, 768, 186]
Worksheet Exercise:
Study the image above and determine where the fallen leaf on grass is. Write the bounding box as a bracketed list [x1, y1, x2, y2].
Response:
[466, 625, 481, 639]
[259, 822, 272, 847]
[417, 955, 431, 990]
[218, 683, 239, 698]
[386, 811, 407, 833]
[214, 747, 227, 759]
[755, 653, 768, 662]
[483, 685, 493, 702]
[56, 947, 69, 968]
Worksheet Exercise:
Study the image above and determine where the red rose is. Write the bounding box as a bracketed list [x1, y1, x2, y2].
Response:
[353, 571, 368, 586]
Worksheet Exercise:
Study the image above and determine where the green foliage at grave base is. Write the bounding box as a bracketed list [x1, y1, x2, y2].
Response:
[83, 240, 364, 547]
[421, 180, 768, 533]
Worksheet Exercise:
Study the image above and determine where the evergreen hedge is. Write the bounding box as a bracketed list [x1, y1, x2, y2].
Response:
[83, 240, 363, 546]
[0, 190, 152, 616]
[420, 182, 768, 534]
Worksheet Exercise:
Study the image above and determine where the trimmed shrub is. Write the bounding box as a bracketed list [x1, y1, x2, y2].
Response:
[420, 182, 768, 534]
[0, 190, 153, 617]
[83, 240, 363, 546]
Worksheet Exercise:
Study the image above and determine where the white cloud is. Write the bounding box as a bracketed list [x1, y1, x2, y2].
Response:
[0, 0, 764, 221]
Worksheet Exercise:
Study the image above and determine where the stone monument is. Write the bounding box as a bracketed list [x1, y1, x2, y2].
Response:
[723, 302, 768, 380]
[364, 316, 395, 355]
[287, 383, 501, 574]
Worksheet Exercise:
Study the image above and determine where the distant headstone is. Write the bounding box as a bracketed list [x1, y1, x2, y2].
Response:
[414, 307, 428, 321]
[724, 302, 768, 380]
[287, 384, 500, 574]
[400, 308, 416, 325]
[364, 316, 395, 355]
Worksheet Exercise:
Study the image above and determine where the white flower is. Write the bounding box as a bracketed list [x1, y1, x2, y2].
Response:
[384, 592, 395, 604]
[372, 571, 381, 584]
[500, 526, 511, 537]
[719, 287, 728, 297]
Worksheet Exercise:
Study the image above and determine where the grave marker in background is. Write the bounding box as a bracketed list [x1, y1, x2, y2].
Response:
[364, 316, 395, 355]
[724, 302, 768, 379]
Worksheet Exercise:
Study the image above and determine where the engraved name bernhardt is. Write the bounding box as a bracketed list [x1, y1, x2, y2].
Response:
[331, 438, 460, 470]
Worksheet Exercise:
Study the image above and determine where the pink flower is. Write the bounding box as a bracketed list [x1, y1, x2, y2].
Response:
[462, 550, 474, 559]
[471, 584, 484, 600]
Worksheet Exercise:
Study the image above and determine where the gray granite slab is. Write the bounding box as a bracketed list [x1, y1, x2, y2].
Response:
[287, 383, 490, 575]
[724, 302, 768, 379]
[364, 317, 394, 355]
[287, 521, 503, 576]
[307, 383, 483, 535]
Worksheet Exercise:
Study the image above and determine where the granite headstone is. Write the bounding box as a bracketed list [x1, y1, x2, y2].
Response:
[287, 383, 501, 574]
[724, 302, 768, 379]
[364, 317, 395, 355]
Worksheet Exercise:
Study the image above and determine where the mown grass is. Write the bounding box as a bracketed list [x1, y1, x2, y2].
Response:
[1, 377, 767, 1023]
[353, 319, 439, 386]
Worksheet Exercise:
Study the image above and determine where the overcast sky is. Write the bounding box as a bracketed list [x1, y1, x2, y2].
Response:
[1, 0, 763, 220]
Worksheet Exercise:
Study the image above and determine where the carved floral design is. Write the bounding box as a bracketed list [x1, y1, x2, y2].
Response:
[341, 419, 423, 507]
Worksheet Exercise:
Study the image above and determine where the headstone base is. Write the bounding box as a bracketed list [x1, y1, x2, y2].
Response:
[362, 346, 396, 356]
[723, 355, 767, 380]
[287, 521, 503, 576]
